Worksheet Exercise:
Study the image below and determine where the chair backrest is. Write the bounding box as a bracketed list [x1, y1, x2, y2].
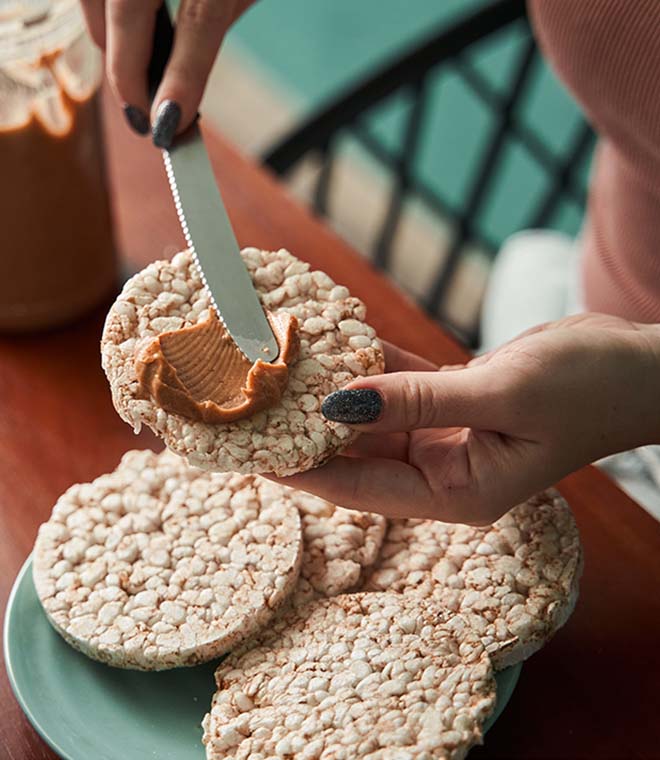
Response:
[262, 0, 595, 346]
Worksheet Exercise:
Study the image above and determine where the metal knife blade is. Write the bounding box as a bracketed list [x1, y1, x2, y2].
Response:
[149, 2, 278, 364]
[162, 125, 279, 364]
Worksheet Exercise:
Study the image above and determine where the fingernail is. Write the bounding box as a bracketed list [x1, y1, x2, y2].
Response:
[122, 104, 150, 135]
[322, 389, 383, 424]
[152, 100, 181, 149]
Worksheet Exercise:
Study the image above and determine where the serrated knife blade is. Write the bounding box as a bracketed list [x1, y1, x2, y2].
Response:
[161, 124, 279, 364]
[149, 2, 278, 365]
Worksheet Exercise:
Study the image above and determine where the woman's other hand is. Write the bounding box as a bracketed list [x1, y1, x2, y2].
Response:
[81, 0, 255, 145]
[273, 315, 660, 525]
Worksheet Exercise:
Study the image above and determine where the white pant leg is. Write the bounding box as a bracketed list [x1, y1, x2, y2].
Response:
[479, 230, 578, 353]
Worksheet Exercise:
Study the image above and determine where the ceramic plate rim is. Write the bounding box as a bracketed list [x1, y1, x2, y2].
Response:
[4, 555, 76, 759]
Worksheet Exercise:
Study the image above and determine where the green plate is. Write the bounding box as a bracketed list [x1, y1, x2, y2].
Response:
[4, 556, 521, 759]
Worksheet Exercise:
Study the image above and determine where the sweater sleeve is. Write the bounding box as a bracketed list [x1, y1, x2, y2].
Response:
[528, 0, 660, 323]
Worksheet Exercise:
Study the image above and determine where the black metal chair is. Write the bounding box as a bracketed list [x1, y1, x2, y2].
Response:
[261, 0, 595, 347]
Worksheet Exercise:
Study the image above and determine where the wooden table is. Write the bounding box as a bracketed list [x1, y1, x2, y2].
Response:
[2, 89, 660, 760]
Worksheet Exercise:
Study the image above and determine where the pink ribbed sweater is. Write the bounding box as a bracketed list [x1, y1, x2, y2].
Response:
[529, 0, 660, 323]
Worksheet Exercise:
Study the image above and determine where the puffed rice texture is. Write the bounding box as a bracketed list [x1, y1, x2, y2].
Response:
[362, 489, 583, 670]
[203, 593, 496, 760]
[258, 480, 387, 606]
[32, 449, 303, 670]
[101, 248, 384, 476]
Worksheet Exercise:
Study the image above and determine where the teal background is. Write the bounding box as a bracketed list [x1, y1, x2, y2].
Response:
[227, 0, 593, 247]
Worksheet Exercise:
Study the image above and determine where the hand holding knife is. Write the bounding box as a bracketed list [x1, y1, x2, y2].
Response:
[147, 2, 279, 364]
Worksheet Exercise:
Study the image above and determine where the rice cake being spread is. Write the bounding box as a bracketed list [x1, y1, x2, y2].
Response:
[362, 489, 582, 670]
[32, 449, 303, 670]
[203, 593, 496, 760]
[101, 248, 384, 476]
[135, 311, 300, 424]
[257, 480, 387, 606]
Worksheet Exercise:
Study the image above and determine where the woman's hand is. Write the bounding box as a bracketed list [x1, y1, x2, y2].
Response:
[81, 0, 255, 145]
[274, 314, 660, 525]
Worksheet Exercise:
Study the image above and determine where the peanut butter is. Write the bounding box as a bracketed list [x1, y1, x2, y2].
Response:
[135, 311, 300, 423]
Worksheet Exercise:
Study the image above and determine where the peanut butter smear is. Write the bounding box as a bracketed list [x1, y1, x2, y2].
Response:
[135, 311, 300, 423]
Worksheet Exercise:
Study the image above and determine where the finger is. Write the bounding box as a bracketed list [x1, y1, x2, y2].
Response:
[81, 0, 106, 50]
[466, 353, 491, 368]
[477, 321, 553, 361]
[382, 341, 438, 373]
[269, 455, 499, 524]
[325, 366, 509, 433]
[106, 0, 160, 125]
[151, 0, 233, 145]
[269, 456, 435, 519]
[438, 362, 468, 371]
[343, 432, 409, 461]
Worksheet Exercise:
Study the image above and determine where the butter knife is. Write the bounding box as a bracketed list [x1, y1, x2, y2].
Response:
[148, 2, 279, 363]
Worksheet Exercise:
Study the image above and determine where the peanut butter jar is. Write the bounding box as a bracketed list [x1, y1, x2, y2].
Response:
[0, 0, 117, 332]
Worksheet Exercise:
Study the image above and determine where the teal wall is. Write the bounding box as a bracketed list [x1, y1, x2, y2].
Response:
[229, 1, 482, 105]
[228, 0, 593, 247]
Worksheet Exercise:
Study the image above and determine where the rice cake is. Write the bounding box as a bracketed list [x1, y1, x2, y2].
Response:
[33, 449, 303, 670]
[362, 489, 582, 670]
[101, 248, 384, 476]
[203, 593, 496, 760]
[258, 479, 387, 606]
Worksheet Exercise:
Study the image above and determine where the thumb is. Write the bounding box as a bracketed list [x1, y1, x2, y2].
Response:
[321, 368, 508, 433]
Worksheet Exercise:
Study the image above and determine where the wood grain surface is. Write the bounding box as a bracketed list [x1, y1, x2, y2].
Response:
[1, 87, 659, 760]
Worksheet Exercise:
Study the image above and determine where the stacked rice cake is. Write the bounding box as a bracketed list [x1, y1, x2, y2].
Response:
[362, 489, 582, 670]
[33, 450, 387, 670]
[203, 594, 496, 760]
[33, 451, 581, 755]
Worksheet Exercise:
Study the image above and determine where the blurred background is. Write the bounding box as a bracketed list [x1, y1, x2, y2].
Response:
[0, 0, 593, 345]
[204, 0, 593, 345]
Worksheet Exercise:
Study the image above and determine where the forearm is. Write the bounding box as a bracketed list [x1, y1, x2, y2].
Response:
[595, 322, 660, 457]
[631, 323, 660, 445]
[484, 315, 660, 470]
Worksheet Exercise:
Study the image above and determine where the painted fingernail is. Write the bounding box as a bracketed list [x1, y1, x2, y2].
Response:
[122, 104, 150, 135]
[322, 389, 383, 424]
[152, 100, 181, 149]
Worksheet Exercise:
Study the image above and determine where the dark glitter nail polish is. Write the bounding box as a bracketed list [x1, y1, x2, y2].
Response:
[122, 104, 150, 135]
[152, 100, 181, 149]
[322, 389, 383, 424]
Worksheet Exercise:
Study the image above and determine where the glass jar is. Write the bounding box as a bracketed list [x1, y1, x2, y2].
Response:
[0, 0, 117, 331]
